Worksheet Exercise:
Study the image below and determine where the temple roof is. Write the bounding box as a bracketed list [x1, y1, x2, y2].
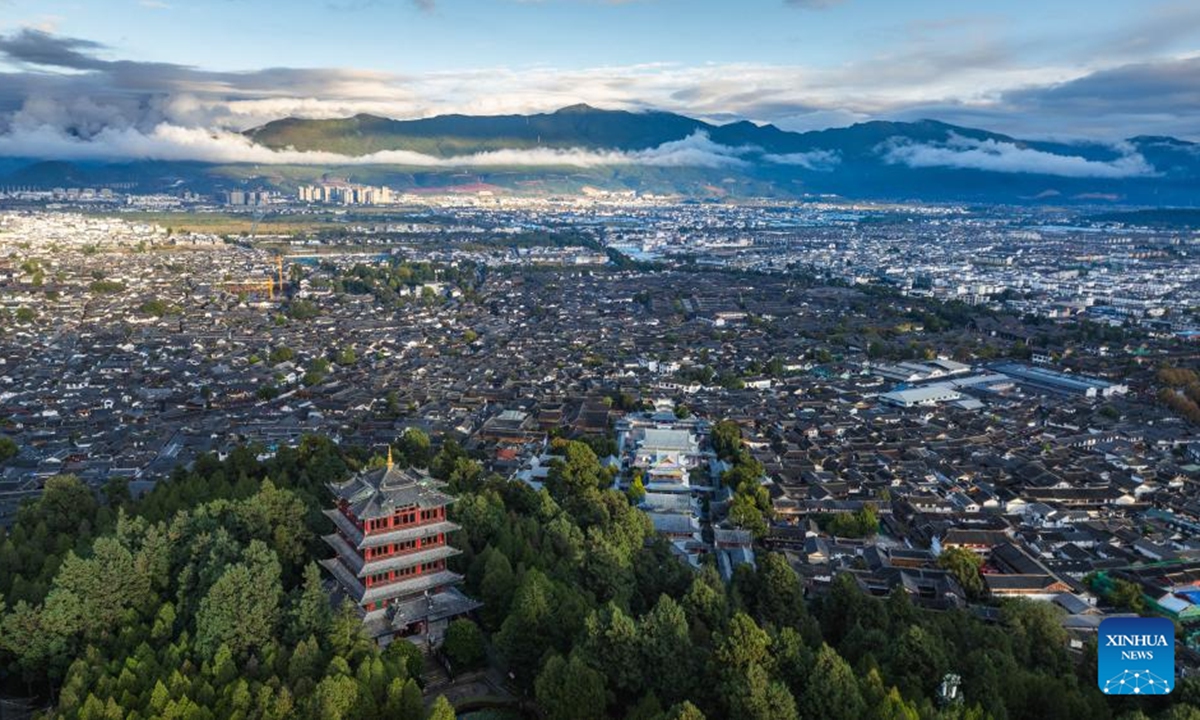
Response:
[320, 557, 466, 605]
[328, 464, 455, 520]
[322, 533, 462, 578]
[359, 587, 483, 640]
[639, 428, 696, 452]
[323, 510, 460, 550]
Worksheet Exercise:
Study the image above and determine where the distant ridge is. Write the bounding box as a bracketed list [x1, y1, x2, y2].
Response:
[243, 105, 1195, 164]
[244, 105, 710, 156]
[4, 105, 1199, 205]
[234, 105, 1200, 204]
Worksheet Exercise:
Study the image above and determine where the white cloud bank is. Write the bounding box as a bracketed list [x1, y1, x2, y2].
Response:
[763, 149, 841, 170]
[878, 133, 1157, 178]
[0, 124, 754, 168]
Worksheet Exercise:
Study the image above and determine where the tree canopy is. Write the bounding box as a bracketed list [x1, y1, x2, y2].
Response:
[1, 434, 1197, 720]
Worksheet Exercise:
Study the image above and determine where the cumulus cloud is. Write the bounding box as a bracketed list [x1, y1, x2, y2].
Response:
[763, 149, 841, 170]
[878, 133, 1157, 178]
[0, 122, 753, 168]
[994, 55, 1200, 138]
[0, 19, 1198, 167]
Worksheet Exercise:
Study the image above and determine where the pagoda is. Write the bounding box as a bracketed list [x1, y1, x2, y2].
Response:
[320, 450, 480, 644]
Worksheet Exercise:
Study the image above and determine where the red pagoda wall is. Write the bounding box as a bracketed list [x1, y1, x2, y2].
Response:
[362, 533, 447, 561]
[338, 502, 446, 535]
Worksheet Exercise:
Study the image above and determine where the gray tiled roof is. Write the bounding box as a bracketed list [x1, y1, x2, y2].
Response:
[327, 464, 455, 519]
[319, 557, 465, 605]
[322, 532, 461, 578]
[323, 509, 460, 550]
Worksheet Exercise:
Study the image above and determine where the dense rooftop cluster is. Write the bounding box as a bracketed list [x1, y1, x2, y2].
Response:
[0, 200, 1199, 718]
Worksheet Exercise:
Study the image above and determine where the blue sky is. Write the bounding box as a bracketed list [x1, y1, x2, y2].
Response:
[0, 0, 1198, 161]
[2, 0, 1189, 74]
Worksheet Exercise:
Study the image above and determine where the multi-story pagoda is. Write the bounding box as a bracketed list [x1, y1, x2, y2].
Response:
[321, 450, 480, 644]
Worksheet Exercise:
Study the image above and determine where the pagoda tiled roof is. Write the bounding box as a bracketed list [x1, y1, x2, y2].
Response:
[328, 464, 455, 520]
[322, 533, 461, 578]
[319, 558, 465, 605]
[323, 509, 459, 550]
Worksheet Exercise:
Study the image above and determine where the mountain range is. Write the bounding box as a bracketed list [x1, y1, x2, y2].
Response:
[5, 105, 1200, 205]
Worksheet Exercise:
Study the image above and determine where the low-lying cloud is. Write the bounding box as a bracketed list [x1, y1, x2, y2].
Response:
[1, 22, 1198, 167]
[763, 149, 841, 170]
[0, 19, 1195, 162]
[878, 133, 1157, 178]
[0, 123, 753, 168]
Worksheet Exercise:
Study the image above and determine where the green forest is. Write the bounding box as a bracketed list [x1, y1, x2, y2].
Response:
[1, 433, 1199, 720]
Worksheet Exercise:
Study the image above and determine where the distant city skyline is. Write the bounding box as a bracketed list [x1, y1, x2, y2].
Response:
[0, 0, 1198, 163]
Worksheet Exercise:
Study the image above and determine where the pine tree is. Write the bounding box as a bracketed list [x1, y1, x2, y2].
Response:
[195, 541, 282, 659]
[399, 678, 424, 720]
[426, 695, 456, 720]
[534, 653, 607, 720]
[800, 644, 866, 720]
[292, 562, 332, 641]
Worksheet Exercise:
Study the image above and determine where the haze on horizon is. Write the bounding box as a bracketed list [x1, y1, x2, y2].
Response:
[0, 0, 1198, 164]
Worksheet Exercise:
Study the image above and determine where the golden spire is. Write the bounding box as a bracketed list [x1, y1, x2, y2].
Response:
[387, 445, 394, 472]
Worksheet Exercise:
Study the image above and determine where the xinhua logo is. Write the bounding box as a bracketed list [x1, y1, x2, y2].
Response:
[1098, 617, 1175, 695]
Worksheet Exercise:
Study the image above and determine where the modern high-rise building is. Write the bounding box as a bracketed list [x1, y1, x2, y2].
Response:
[320, 452, 480, 644]
[297, 182, 395, 205]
